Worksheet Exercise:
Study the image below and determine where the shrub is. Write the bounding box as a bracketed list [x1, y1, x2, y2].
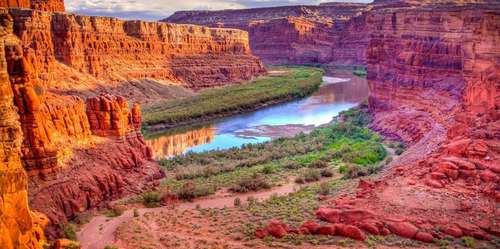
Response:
[295, 176, 305, 184]
[133, 209, 140, 217]
[234, 197, 241, 207]
[462, 236, 476, 248]
[103, 207, 124, 218]
[308, 160, 329, 169]
[60, 223, 77, 240]
[297, 168, 321, 183]
[282, 159, 301, 169]
[262, 164, 275, 174]
[142, 191, 162, 208]
[320, 168, 334, 177]
[318, 182, 331, 195]
[338, 164, 349, 174]
[104, 246, 119, 249]
[230, 174, 271, 193]
[177, 182, 215, 201]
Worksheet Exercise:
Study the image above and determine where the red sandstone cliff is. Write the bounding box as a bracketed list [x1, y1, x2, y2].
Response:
[295, 4, 500, 242]
[0, 0, 64, 11]
[0, 10, 46, 249]
[165, 4, 370, 66]
[0, 10, 165, 239]
[8, 8, 265, 104]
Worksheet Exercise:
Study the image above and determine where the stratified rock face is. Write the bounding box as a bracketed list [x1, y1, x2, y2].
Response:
[0, 0, 64, 11]
[0, 9, 164, 237]
[7, 8, 265, 103]
[165, 4, 370, 66]
[30, 0, 64, 12]
[301, 4, 499, 243]
[0, 10, 45, 249]
[247, 17, 336, 64]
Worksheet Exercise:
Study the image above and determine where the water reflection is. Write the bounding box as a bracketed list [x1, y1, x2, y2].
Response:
[146, 71, 369, 159]
[146, 126, 215, 159]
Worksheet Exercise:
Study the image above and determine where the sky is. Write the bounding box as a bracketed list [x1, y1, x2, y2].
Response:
[66, 0, 373, 21]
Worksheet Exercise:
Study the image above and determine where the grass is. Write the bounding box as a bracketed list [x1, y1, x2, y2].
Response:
[143, 66, 324, 130]
[153, 105, 387, 202]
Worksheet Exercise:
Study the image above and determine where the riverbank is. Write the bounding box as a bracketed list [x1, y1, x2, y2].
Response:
[142, 67, 323, 132]
[76, 106, 402, 249]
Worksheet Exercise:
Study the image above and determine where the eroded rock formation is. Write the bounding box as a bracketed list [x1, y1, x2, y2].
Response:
[0, 11, 164, 240]
[8, 8, 265, 103]
[276, 4, 500, 242]
[165, 4, 370, 66]
[0, 10, 46, 249]
[0, 0, 64, 11]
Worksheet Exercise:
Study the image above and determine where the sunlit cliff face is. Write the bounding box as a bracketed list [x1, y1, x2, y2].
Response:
[146, 126, 216, 159]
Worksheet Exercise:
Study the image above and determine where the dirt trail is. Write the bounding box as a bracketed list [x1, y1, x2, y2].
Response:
[77, 177, 329, 249]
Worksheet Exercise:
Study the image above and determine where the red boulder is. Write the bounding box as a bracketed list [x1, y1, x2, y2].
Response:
[388, 222, 418, 239]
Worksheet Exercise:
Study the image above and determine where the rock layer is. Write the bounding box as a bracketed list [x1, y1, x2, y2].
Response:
[0, 0, 64, 11]
[8, 8, 265, 103]
[0, 10, 164, 239]
[165, 4, 370, 66]
[290, 4, 499, 242]
[0, 10, 45, 249]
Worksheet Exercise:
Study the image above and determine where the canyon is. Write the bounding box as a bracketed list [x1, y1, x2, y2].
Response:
[0, 0, 499, 248]
[9, 7, 265, 104]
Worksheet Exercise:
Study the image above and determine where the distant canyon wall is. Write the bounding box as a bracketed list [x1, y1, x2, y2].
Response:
[166, 1, 498, 67]
[165, 4, 371, 66]
[8, 8, 265, 103]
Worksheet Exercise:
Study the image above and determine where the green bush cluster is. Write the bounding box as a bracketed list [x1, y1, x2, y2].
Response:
[177, 182, 216, 201]
[229, 173, 271, 193]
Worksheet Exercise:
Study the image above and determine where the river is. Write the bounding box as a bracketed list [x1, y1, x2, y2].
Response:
[146, 70, 369, 160]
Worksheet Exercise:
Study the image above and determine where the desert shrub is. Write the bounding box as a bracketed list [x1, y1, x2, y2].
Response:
[234, 197, 241, 207]
[230, 174, 271, 193]
[297, 168, 321, 183]
[60, 223, 77, 240]
[262, 164, 275, 174]
[318, 182, 331, 195]
[462, 236, 476, 248]
[103, 207, 124, 217]
[338, 164, 349, 174]
[320, 168, 334, 177]
[133, 209, 140, 217]
[142, 191, 162, 208]
[308, 160, 329, 169]
[104, 246, 118, 249]
[344, 165, 368, 179]
[177, 182, 215, 201]
[294, 176, 305, 184]
[282, 159, 301, 170]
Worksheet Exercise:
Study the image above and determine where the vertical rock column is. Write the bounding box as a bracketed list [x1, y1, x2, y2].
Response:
[0, 11, 45, 249]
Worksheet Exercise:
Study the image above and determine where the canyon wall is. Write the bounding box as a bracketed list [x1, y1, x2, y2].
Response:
[165, 4, 370, 66]
[9, 8, 265, 103]
[303, 4, 500, 243]
[0, 10, 165, 239]
[0, 0, 64, 11]
[0, 10, 45, 249]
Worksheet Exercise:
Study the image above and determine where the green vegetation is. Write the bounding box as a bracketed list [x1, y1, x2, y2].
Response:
[143, 67, 324, 130]
[154, 105, 388, 202]
[60, 223, 77, 240]
[230, 173, 272, 193]
[141, 191, 162, 208]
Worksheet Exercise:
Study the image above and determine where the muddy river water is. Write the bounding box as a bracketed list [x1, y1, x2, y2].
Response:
[146, 71, 369, 160]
